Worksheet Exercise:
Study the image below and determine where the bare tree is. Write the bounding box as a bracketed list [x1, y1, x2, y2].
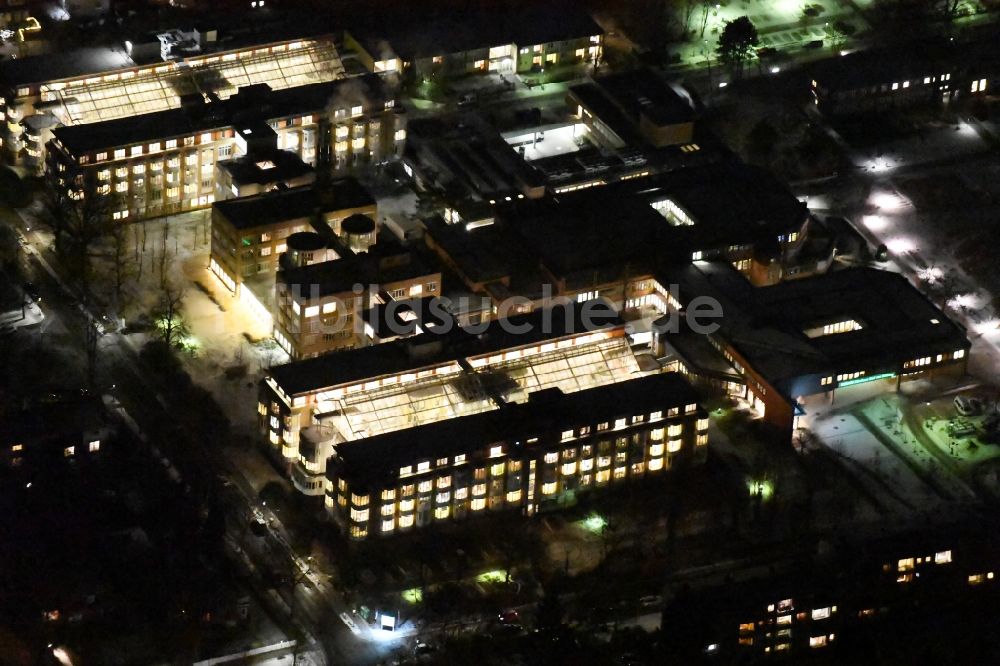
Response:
[107, 220, 134, 316]
[35, 173, 119, 299]
[155, 279, 188, 348]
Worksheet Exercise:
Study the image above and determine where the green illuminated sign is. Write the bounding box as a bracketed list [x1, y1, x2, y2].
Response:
[838, 372, 896, 388]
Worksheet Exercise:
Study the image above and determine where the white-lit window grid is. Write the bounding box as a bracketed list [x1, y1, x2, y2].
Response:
[333, 410, 701, 535]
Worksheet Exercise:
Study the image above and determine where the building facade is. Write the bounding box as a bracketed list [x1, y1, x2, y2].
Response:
[0, 35, 346, 170]
[46, 75, 404, 222]
[209, 178, 378, 297]
[325, 373, 708, 539]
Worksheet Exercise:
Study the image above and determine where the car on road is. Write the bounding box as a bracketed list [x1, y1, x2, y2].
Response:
[499, 608, 521, 625]
[955, 395, 983, 416]
[639, 594, 663, 609]
[413, 642, 436, 660]
[250, 518, 268, 537]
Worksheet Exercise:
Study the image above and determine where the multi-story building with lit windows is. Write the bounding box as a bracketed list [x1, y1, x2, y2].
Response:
[210, 178, 377, 297]
[0, 33, 346, 170]
[326, 372, 707, 539]
[273, 235, 442, 358]
[259, 301, 642, 494]
[45, 74, 403, 221]
[345, 6, 602, 79]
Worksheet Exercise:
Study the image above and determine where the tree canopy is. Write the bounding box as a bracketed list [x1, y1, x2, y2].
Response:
[716, 15, 759, 79]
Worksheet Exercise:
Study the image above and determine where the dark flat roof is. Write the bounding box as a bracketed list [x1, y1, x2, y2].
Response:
[0, 48, 134, 89]
[330, 372, 700, 487]
[267, 300, 624, 396]
[351, 5, 601, 61]
[672, 263, 969, 394]
[213, 177, 374, 230]
[582, 68, 695, 127]
[485, 160, 806, 283]
[277, 251, 438, 298]
[53, 108, 226, 157]
[219, 149, 314, 186]
[214, 186, 322, 229]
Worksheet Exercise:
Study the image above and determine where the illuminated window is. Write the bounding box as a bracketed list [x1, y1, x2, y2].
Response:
[810, 635, 828, 648]
[561, 429, 574, 442]
[88, 440, 100, 453]
[897, 557, 915, 572]
[471, 498, 486, 511]
[382, 519, 394, 532]
[935, 550, 952, 564]
[613, 467, 626, 480]
[542, 481, 557, 495]
[434, 506, 450, 520]
[417, 461, 430, 473]
[454, 454, 466, 464]
[954, 349, 966, 360]
[812, 607, 831, 620]
[400, 465, 412, 476]
[304, 305, 319, 318]
[418, 480, 432, 493]
[489, 445, 503, 458]
[64, 446, 75, 457]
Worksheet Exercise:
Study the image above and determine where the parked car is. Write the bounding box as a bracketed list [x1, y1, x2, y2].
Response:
[955, 395, 983, 416]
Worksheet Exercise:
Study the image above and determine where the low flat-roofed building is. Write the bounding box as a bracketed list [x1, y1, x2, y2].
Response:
[662, 262, 970, 433]
[569, 68, 696, 149]
[809, 36, 999, 115]
[424, 161, 808, 314]
[404, 114, 547, 208]
[209, 179, 377, 299]
[259, 301, 637, 477]
[345, 5, 602, 78]
[47, 74, 401, 221]
[215, 147, 315, 200]
[0, 395, 113, 470]
[327, 372, 707, 538]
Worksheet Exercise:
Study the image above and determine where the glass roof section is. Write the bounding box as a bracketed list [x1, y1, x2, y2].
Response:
[41, 40, 345, 126]
[320, 336, 642, 442]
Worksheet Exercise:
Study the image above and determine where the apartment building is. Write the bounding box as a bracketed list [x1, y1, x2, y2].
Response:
[210, 178, 377, 295]
[327, 372, 707, 539]
[46, 74, 403, 221]
[345, 6, 602, 79]
[0, 33, 346, 170]
[259, 301, 638, 492]
[273, 237, 442, 358]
